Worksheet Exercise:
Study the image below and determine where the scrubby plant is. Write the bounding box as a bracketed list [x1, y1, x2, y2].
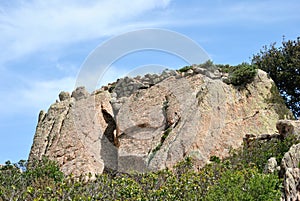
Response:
[198, 60, 216, 72]
[1, 141, 291, 201]
[252, 37, 300, 118]
[227, 63, 257, 86]
[2, 135, 294, 200]
[227, 134, 300, 172]
[178, 65, 193, 73]
[205, 167, 281, 201]
[265, 83, 295, 119]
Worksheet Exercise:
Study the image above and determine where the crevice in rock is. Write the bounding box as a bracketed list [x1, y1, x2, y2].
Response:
[148, 96, 181, 164]
[196, 85, 208, 105]
[100, 104, 119, 172]
[162, 95, 171, 130]
[44, 122, 55, 155]
[58, 107, 70, 138]
[38, 110, 47, 123]
[242, 110, 259, 120]
[44, 106, 71, 155]
[101, 105, 119, 147]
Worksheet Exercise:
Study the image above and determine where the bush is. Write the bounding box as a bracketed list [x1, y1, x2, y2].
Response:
[205, 168, 281, 201]
[226, 63, 257, 86]
[178, 65, 193, 73]
[227, 134, 300, 172]
[0, 154, 284, 200]
[252, 37, 300, 118]
[2, 132, 297, 201]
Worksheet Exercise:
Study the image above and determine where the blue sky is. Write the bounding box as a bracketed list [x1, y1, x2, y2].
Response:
[0, 0, 299, 164]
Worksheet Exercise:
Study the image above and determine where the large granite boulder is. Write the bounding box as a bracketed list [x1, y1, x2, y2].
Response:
[28, 69, 293, 176]
[28, 90, 115, 177]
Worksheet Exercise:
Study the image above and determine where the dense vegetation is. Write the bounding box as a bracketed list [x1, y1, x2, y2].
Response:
[252, 37, 300, 118]
[217, 62, 257, 86]
[1, 135, 298, 200]
[178, 60, 258, 87]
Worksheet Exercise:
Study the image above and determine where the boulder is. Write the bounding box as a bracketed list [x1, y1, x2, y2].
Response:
[264, 157, 278, 174]
[71, 86, 90, 101]
[276, 120, 300, 139]
[28, 91, 115, 177]
[59, 91, 70, 101]
[281, 143, 300, 201]
[28, 69, 292, 176]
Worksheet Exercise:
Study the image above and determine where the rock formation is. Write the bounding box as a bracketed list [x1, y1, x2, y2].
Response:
[280, 143, 300, 201]
[28, 66, 294, 178]
[277, 120, 300, 139]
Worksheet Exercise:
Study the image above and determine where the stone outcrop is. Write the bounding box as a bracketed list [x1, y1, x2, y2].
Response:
[264, 157, 279, 174]
[276, 120, 300, 139]
[71, 86, 90, 101]
[28, 66, 293, 177]
[243, 120, 300, 201]
[58, 91, 70, 101]
[281, 143, 300, 201]
[29, 89, 115, 176]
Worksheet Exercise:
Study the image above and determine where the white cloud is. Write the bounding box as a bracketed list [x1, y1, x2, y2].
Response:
[0, 0, 171, 65]
[0, 76, 76, 115]
[0, 0, 173, 119]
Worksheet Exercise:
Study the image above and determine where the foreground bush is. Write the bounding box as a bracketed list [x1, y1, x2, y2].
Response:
[2, 135, 298, 200]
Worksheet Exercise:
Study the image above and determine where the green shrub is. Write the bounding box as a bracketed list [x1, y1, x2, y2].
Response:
[216, 64, 232, 73]
[252, 37, 300, 117]
[205, 168, 281, 201]
[227, 63, 257, 86]
[265, 83, 294, 119]
[228, 134, 300, 172]
[178, 65, 193, 72]
[1, 134, 297, 200]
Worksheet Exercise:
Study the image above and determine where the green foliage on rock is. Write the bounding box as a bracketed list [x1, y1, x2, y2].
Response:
[265, 83, 295, 119]
[228, 135, 300, 172]
[178, 65, 193, 73]
[220, 63, 258, 86]
[252, 37, 300, 118]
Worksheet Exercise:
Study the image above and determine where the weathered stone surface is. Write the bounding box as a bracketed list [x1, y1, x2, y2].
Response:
[28, 90, 115, 177]
[59, 91, 70, 101]
[276, 120, 300, 139]
[29, 69, 292, 177]
[281, 143, 300, 201]
[71, 86, 90, 101]
[264, 157, 278, 174]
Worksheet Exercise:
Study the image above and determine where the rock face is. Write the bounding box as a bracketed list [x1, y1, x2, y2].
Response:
[28, 67, 292, 177]
[264, 157, 278, 174]
[277, 120, 300, 139]
[29, 90, 114, 176]
[281, 143, 300, 201]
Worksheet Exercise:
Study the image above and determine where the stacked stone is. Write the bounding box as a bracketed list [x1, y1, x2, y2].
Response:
[112, 69, 178, 99]
[98, 66, 225, 101]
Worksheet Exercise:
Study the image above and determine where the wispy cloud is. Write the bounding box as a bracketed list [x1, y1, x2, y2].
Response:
[0, 0, 172, 116]
[0, 76, 76, 115]
[0, 0, 171, 65]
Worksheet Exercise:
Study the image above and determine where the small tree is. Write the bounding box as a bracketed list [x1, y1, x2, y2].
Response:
[252, 37, 300, 118]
